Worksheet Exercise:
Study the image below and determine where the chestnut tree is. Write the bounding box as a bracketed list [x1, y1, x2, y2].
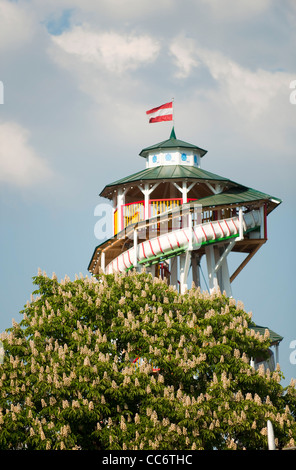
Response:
[0, 270, 295, 450]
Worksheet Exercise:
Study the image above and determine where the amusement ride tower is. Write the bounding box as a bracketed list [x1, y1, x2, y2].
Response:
[88, 127, 281, 297]
[88, 125, 283, 369]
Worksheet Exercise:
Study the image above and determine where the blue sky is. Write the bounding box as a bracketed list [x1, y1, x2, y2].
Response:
[0, 0, 295, 386]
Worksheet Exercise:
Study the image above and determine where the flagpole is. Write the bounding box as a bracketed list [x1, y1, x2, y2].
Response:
[172, 97, 175, 130]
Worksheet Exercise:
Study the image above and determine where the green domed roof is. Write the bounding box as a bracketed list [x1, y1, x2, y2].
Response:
[139, 127, 207, 158]
[99, 164, 229, 199]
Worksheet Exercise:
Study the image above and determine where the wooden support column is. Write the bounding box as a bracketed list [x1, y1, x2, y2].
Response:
[210, 241, 235, 297]
[173, 181, 196, 203]
[188, 210, 193, 251]
[238, 206, 244, 241]
[260, 205, 264, 239]
[221, 257, 232, 297]
[140, 183, 159, 220]
[214, 240, 236, 274]
[101, 252, 105, 273]
[117, 187, 128, 232]
[182, 181, 188, 204]
[217, 245, 232, 297]
[180, 251, 191, 294]
[205, 245, 219, 293]
[191, 253, 200, 288]
[133, 229, 138, 268]
[275, 343, 280, 366]
[170, 256, 178, 290]
[112, 194, 117, 235]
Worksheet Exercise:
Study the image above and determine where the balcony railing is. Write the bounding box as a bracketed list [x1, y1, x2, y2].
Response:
[123, 200, 145, 228]
[114, 199, 188, 234]
[114, 199, 238, 235]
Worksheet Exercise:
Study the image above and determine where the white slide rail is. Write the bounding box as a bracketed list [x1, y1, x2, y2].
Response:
[105, 210, 261, 274]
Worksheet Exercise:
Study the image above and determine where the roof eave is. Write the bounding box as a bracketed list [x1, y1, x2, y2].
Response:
[139, 146, 208, 158]
[99, 165, 230, 199]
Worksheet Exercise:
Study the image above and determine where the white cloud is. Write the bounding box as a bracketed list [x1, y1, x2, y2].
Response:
[47, 24, 162, 146]
[169, 38, 199, 78]
[171, 38, 293, 120]
[0, 0, 34, 50]
[168, 37, 295, 191]
[0, 122, 53, 187]
[195, 47, 290, 118]
[51, 26, 160, 74]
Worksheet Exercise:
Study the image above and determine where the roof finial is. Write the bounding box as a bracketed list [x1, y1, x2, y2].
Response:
[170, 126, 176, 139]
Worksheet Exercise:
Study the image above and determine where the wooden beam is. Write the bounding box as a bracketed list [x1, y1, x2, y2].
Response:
[230, 243, 262, 283]
[231, 238, 266, 254]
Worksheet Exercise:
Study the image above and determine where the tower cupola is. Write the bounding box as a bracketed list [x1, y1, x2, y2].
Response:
[140, 127, 207, 169]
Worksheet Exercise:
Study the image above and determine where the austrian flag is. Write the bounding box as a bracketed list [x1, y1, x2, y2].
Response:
[146, 101, 173, 123]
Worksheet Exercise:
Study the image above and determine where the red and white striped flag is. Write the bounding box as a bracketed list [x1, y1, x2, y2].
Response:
[146, 101, 173, 123]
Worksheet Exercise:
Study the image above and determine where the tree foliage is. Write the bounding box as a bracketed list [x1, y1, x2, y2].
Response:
[0, 269, 295, 450]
